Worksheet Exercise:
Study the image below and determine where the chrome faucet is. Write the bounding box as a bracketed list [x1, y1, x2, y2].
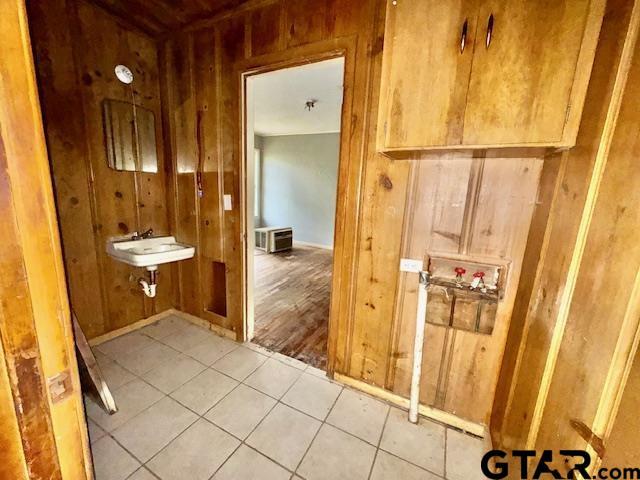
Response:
[131, 228, 153, 240]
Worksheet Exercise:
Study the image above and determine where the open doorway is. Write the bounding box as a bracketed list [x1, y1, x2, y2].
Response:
[244, 57, 345, 370]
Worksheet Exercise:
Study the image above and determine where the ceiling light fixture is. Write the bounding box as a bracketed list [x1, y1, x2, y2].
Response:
[115, 64, 134, 84]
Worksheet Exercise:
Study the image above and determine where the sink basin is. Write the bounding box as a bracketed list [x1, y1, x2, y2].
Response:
[107, 235, 195, 270]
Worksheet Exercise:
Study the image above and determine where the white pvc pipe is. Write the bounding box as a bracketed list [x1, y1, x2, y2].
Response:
[409, 271, 429, 423]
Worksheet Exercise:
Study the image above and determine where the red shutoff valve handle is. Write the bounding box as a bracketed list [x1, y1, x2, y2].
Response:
[454, 267, 466, 276]
[473, 271, 485, 278]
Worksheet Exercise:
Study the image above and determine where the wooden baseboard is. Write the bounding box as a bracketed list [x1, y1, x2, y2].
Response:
[88, 310, 174, 346]
[333, 373, 485, 437]
[88, 308, 237, 346]
[483, 425, 493, 451]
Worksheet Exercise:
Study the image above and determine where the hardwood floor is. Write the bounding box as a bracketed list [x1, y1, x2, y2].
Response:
[253, 245, 332, 369]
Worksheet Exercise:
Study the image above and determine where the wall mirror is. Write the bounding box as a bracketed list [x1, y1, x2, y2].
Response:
[103, 99, 158, 173]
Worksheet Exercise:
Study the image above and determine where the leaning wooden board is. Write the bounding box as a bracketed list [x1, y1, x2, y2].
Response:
[72, 313, 117, 414]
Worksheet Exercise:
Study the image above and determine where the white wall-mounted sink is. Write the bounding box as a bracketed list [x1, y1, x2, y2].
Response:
[107, 235, 195, 270]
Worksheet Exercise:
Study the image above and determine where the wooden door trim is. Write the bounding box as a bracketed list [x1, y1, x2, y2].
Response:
[0, 1, 92, 477]
[525, 0, 640, 450]
[236, 36, 359, 376]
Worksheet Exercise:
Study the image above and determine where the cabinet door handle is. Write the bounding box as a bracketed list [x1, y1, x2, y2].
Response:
[485, 13, 494, 48]
[460, 19, 468, 53]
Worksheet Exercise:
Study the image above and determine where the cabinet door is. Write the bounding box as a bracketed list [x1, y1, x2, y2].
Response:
[379, 0, 479, 149]
[462, 0, 594, 146]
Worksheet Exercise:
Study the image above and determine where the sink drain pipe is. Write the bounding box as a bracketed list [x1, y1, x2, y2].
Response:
[139, 266, 158, 298]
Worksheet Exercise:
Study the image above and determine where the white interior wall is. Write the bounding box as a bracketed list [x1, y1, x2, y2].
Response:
[258, 133, 340, 248]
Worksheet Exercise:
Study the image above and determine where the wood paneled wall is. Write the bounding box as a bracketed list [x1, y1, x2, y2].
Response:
[161, 0, 543, 428]
[492, 0, 640, 468]
[160, 0, 386, 338]
[390, 156, 541, 425]
[22, 0, 640, 460]
[602, 347, 640, 469]
[29, 0, 175, 339]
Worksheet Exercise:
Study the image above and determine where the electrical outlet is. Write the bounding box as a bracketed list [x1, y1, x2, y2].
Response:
[223, 194, 232, 211]
[400, 258, 423, 273]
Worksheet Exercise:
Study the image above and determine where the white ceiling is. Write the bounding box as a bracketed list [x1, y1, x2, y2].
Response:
[249, 57, 344, 136]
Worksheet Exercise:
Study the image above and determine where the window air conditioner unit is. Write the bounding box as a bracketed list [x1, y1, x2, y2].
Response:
[255, 228, 269, 252]
[267, 227, 293, 253]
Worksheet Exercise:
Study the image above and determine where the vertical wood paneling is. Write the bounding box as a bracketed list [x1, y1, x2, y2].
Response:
[1, 0, 91, 476]
[250, 2, 282, 56]
[601, 348, 640, 468]
[347, 157, 411, 385]
[162, 0, 544, 430]
[217, 16, 246, 333]
[75, 2, 143, 329]
[389, 156, 541, 425]
[284, 0, 330, 48]
[0, 137, 62, 480]
[535, 32, 640, 467]
[326, 3, 381, 377]
[194, 30, 223, 261]
[194, 28, 226, 317]
[494, 0, 636, 448]
[169, 33, 201, 315]
[443, 158, 541, 423]
[0, 339, 28, 479]
[164, 0, 397, 352]
[28, 0, 107, 338]
[390, 158, 472, 398]
[489, 154, 563, 437]
[30, 0, 174, 338]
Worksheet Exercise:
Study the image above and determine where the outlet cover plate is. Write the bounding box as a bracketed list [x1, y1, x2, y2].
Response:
[400, 258, 424, 273]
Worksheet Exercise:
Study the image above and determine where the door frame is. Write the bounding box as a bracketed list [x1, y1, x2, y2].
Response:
[237, 37, 358, 375]
[0, 0, 92, 477]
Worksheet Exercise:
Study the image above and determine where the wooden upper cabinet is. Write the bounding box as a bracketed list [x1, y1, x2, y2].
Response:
[463, 0, 598, 146]
[377, 0, 605, 155]
[379, 0, 479, 148]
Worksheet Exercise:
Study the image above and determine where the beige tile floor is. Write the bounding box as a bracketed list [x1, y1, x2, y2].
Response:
[86, 314, 486, 480]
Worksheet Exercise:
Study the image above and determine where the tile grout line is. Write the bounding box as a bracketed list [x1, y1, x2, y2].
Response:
[205, 439, 244, 480]
[124, 395, 202, 469]
[291, 375, 346, 479]
[126, 465, 161, 480]
[444, 426, 448, 479]
[366, 405, 391, 480]
[140, 369, 257, 474]
[205, 365, 303, 480]
[132, 372, 242, 476]
[378, 448, 447, 479]
[210, 355, 311, 477]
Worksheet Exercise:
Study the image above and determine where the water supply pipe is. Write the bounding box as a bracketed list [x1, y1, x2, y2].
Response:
[409, 270, 430, 423]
